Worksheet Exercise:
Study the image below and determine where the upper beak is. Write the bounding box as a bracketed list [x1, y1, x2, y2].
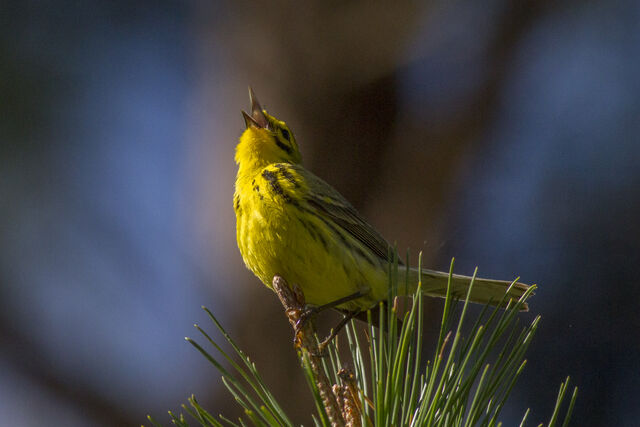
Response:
[242, 87, 269, 129]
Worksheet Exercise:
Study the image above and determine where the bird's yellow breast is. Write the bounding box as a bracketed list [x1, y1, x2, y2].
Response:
[234, 163, 386, 310]
[234, 165, 295, 287]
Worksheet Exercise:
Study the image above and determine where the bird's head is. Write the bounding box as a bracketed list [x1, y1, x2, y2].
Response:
[235, 88, 302, 169]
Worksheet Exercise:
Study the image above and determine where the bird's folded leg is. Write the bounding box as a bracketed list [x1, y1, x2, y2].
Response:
[318, 311, 360, 353]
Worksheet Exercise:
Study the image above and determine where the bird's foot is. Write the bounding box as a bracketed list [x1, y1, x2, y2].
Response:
[316, 311, 358, 353]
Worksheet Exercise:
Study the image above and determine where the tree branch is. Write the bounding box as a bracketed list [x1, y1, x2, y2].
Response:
[272, 275, 348, 427]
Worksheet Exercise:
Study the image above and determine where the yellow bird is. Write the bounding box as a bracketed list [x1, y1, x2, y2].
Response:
[234, 88, 529, 323]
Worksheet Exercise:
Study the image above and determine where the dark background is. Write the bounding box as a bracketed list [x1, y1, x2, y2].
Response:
[1, 1, 639, 425]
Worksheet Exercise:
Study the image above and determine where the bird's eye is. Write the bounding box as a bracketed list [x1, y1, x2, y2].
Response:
[281, 129, 290, 141]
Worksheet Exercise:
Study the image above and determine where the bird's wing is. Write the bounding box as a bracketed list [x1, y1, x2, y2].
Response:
[296, 166, 395, 263]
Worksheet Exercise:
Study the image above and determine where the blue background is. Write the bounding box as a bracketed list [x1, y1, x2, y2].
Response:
[1, 1, 638, 425]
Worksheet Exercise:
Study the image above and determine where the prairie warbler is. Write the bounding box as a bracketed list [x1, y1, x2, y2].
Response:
[234, 88, 529, 318]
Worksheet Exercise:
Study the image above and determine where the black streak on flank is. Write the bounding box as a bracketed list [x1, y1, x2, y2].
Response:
[261, 170, 277, 182]
[279, 167, 300, 188]
[262, 169, 293, 204]
[253, 184, 264, 200]
[311, 209, 374, 265]
[300, 218, 328, 250]
[234, 195, 241, 212]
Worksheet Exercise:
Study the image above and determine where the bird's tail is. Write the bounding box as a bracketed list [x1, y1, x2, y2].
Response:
[399, 267, 531, 311]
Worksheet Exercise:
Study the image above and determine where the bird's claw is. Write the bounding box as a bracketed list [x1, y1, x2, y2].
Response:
[294, 305, 317, 331]
[292, 305, 318, 346]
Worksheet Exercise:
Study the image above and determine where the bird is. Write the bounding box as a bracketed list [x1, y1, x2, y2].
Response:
[233, 88, 530, 332]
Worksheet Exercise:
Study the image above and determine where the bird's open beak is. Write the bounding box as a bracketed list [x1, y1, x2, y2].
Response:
[242, 87, 270, 129]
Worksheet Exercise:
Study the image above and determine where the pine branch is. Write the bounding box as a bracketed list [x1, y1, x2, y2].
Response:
[271, 275, 346, 426]
[147, 258, 578, 426]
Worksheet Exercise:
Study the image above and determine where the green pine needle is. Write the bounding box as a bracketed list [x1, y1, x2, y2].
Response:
[147, 257, 577, 426]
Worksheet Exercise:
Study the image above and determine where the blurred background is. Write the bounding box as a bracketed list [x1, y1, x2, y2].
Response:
[1, 0, 639, 425]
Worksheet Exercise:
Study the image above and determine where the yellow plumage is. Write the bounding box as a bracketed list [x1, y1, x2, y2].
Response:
[234, 88, 530, 313]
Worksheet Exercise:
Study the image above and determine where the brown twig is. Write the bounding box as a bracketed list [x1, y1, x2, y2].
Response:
[336, 368, 363, 427]
[272, 275, 346, 427]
